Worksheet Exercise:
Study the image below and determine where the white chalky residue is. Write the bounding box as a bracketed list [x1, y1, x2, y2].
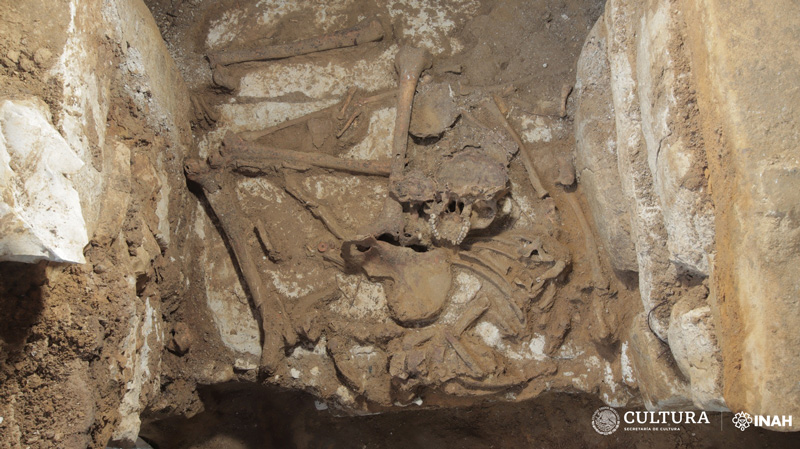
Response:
[475, 322, 548, 361]
[336, 385, 356, 405]
[269, 270, 314, 299]
[509, 183, 537, 226]
[154, 153, 171, 245]
[236, 177, 287, 204]
[620, 341, 636, 385]
[304, 175, 362, 201]
[519, 115, 554, 143]
[194, 203, 206, 239]
[206, 9, 245, 49]
[238, 45, 397, 99]
[50, 0, 109, 251]
[527, 335, 547, 360]
[115, 298, 160, 442]
[332, 273, 387, 318]
[384, 0, 479, 55]
[218, 99, 338, 132]
[291, 337, 329, 359]
[344, 107, 396, 161]
[587, 355, 602, 371]
[604, 362, 616, 393]
[203, 256, 262, 356]
[475, 321, 502, 347]
[350, 345, 378, 358]
[555, 342, 585, 360]
[440, 271, 483, 324]
[449, 272, 482, 305]
[572, 374, 589, 391]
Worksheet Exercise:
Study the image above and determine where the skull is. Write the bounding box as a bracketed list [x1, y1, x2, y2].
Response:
[427, 149, 509, 245]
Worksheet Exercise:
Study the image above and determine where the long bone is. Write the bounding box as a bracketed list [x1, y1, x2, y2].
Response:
[222, 133, 391, 177]
[486, 96, 549, 199]
[564, 193, 607, 289]
[390, 46, 432, 181]
[184, 159, 296, 373]
[365, 46, 432, 238]
[209, 19, 384, 66]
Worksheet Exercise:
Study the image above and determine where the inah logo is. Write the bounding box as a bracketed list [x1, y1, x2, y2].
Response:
[732, 412, 792, 430]
[732, 412, 753, 431]
[592, 407, 620, 435]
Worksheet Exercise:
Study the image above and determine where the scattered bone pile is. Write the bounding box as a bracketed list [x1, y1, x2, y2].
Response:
[186, 16, 605, 411]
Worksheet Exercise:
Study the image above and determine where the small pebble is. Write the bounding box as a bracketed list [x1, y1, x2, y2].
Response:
[19, 56, 35, 72]
[6, 49, 19, 63]
[33, 48, 52, 66]
[543, 63, 548, 68]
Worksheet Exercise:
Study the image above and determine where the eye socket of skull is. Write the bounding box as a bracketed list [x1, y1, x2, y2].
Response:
[469, 199, 497, 230]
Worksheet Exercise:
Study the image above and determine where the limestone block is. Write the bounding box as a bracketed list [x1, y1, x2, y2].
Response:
[604, 0, 675, 337]
[681, 0, 800, 429]
[635, 0, 714, 275]
[574, 16, 638, 273]
[668, 299, 727, 411]
[628, 312, 692, 410]
[0, 98, 88, 263]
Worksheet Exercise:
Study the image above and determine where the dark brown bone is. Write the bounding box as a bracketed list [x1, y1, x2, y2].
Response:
[222, 133, 391, 177]
[487, 96, 549, 198]
[184, 160, 296, 373]
[209, 19, 384, 66]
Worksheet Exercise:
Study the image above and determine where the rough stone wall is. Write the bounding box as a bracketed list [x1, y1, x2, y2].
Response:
[0, 0, 197, 447]
[575, 0, 800, 430]
[679, 0, 800, 430]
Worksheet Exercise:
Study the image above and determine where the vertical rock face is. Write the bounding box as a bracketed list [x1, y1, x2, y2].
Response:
[575, 0, 800, 430]
[574, 16, 638, 274]
[0, 98, 88, 263]
[679, 0, 800, 430]
[0, 0, 196, 447]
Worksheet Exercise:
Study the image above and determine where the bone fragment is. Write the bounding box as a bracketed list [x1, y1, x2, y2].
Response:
[255, 219, 282, 263]
[539, 260, 566, 281]
[338, 87, 357, 119]
[209, 19, 384, 66]
[452, 294, 490, 335]
[284, 180, 348, 240]
[402, 328, 437, 350]
[355, 89, 398, 107]
[487, 96, 549, 199]
[559, 83, 573, 118]
[336, 109, 361, 138]
[444, 330, 484, 376]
